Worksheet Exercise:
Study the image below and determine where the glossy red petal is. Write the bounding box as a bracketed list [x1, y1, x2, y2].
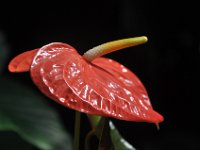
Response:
[30, 42, 163, 123]
[8, 49, 38, 72]
[63, 57, 163, 123]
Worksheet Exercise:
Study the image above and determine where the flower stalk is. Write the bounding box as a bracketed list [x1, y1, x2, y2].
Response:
[74, 111, 81, 150]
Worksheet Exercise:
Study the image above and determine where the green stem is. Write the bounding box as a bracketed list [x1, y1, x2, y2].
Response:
[98, 117, 112, 150]
[85, 130, 95, 150]
[87, 114, 102, 129]
[74, 111, 81, 150]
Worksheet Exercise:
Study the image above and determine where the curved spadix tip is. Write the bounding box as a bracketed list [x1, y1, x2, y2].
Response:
[136, 36, 148, 43]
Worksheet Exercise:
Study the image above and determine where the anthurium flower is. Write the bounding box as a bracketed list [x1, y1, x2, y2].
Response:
[8, 36, 164, 124]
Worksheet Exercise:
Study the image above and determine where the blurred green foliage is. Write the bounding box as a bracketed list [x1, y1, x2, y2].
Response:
[0, 77, 72, 150]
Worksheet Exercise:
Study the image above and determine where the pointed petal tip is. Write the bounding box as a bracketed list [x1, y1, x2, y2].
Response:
[133, 110, 164, 124]
[151, 111, 164, 124]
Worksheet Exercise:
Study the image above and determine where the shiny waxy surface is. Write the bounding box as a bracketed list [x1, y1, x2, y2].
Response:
[9, 42, 163, 123]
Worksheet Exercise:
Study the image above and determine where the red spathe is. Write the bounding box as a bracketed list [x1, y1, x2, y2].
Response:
[9, 42, 164, 123]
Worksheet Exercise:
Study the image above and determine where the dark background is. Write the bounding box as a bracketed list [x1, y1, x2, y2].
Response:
[1, 0, 200, 149]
